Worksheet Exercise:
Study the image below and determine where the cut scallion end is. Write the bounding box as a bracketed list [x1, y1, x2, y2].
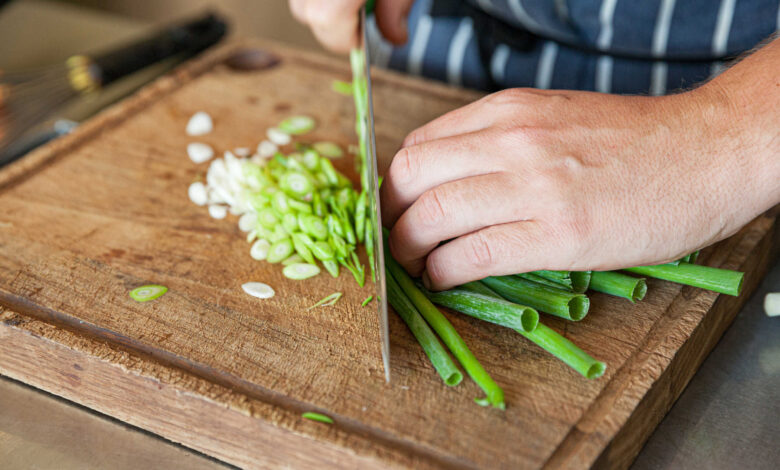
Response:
[625, 262, 744, 296]
[129, 285, 167, 302]
[589, 271, 647, 303]
[308, 292, 342, 309]
[518, 323, 606, 379]
[482, 276, 589, 321]
[422, 285, 539, 333]
[301, 412, 333, 424]
[283, 263, 321, 280]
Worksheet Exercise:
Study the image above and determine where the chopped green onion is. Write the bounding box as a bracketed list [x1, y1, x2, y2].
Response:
[331, 80, 353, 95]
[308, 292, 342, 309]
[281, 254, 304, 266]
[521, 323, 606, 379]
[624, 263, 744, 296]
[301, 412, 333, 424]
[283, 263, 320, 280]
[312, 141, 344, 159]
[322, 259, 340, 278]
[278, 115, 315, 135]
[280, 172, 314, 197]
[298, 215, 328, 241]
[386, 272, 463, 387]
[267, 238, 294, 263]
[361, 295, 373, 307]
[250, 239, 270, 261]
[291, 233, 316, 264]
[589, 271, 647, 302]
[129, 285, 167, 302]
[311, 241, 335, 261]
[354, 190, 367, 244]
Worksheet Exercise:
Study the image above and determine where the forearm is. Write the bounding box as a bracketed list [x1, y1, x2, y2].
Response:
[700, 36, 780, 215]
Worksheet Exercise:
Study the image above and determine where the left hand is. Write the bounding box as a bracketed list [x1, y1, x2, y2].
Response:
[381, 76, 778, 290]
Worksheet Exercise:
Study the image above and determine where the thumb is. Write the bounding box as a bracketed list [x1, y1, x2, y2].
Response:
[375, 0, 415, 45]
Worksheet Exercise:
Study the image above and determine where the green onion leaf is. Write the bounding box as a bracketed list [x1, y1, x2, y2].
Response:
[302, 411, 334, 424]
[308, 292, 343, 309]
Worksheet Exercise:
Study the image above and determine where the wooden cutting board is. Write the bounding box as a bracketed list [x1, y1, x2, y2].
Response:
[0, 40, 776, 470]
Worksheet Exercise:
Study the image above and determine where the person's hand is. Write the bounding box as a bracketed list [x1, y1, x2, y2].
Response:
[289, 0, 414, 52]
[381, 41, 780, 290]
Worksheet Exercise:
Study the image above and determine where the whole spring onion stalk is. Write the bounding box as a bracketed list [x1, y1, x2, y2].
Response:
[386, 273, 463, 386]
[625, 263, 744, 296]
[482, 276, 590, 321]
[421, 285, 539, 333]
[463, 283, 605, 379]
[385, 237, 505, 408]
[589, 271, 647, 303]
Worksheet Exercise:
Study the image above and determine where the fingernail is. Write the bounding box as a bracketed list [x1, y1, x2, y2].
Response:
[421, 270, 432, 290]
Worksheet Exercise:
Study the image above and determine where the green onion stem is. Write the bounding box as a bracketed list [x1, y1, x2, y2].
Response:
[384, 236, 505, 409]
[386, 273, 463, 387]
[482, 276, 590, 321]
[421, 285, 539, 333]
[624, 262, 743, 296]
[519, 323, 606, 379]
[589, 271, 647, 303]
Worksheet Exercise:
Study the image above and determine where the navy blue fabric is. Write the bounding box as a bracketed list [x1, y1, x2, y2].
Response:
[370, 0, 779, 95]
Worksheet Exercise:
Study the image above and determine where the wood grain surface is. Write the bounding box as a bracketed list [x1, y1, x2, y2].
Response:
[0, 40, 776, 469]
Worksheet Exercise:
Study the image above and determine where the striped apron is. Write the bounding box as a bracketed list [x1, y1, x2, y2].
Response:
[367, 0, 780, 95]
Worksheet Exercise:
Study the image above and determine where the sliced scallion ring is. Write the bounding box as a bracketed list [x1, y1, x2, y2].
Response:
[279, 115, 316, 135]
[250, 239, 271, 260]
[241, 282, 275, 299]
[312, 142, 344, 159]
[129, 285, 168, 302]
[281, 254, 304, 266]
[283, 263, 320, 280]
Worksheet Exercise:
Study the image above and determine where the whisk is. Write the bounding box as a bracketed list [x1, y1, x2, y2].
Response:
[0, 12, 227, 164]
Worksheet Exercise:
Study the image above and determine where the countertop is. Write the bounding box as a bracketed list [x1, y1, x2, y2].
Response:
[1, 1, 778, 469]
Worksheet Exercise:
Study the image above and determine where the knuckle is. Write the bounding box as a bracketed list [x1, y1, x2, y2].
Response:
[464, 231, 495, 269]
[415, 188, 448, 228]
[389, 147, 419, 186]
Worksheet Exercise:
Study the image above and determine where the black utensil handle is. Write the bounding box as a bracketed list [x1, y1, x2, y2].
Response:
[90, 13, 227, 86]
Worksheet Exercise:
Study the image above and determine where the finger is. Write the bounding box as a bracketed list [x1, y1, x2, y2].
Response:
[375, 0, 415, 45]
[401, 93, 508, 148]
[423, 221, 575, 290]
[380, 129, 507, 227]
[289, 0, 307, 23]
[389, 173, 540, 276]
[304, 0, 362, 52]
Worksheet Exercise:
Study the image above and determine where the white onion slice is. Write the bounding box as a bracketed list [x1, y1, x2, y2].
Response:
[250, 239, 270, 260]
[187, 142, 214, 163]
[186, 111, 213, 136]
[257, 140, 278, 158]
[238, 212, 257, 232]
[242, 282, 275, 299]
[208, 204, 227, 219]
[266, 127, 291, 146]
[188, 182, 208, 206]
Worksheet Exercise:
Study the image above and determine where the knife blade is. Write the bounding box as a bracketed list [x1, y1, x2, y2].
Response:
[353, 5, 390, 382]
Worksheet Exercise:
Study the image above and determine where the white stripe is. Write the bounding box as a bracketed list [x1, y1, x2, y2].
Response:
[447, 18, 474, 86]
[596, 56, 613, 93]
[535, 41, 559, 89]
[596, 0, 618, 50]
[407, 15, 433, 76]
[490, 44, 511, 84]
[367, 16, 393, 68]
[508, 0, 542, 31]
[650, 0, 677, 95]
[650, 63, 668, 96]
[595, 0, 618, 93]
[712, 0, 736, 56]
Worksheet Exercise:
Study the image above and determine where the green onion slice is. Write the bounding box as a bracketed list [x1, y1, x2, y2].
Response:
[361, 295, 374, 307]
[302, 412, 333, 424]
[129, 285, 167, 302]
[283, 263, 321, 280]
[308, 292, 343, 309]
[312, 141, 344, 159]
[278, 115, 316, 135]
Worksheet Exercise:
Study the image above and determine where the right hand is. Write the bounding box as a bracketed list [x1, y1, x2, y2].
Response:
[289, 0, 415, 53]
